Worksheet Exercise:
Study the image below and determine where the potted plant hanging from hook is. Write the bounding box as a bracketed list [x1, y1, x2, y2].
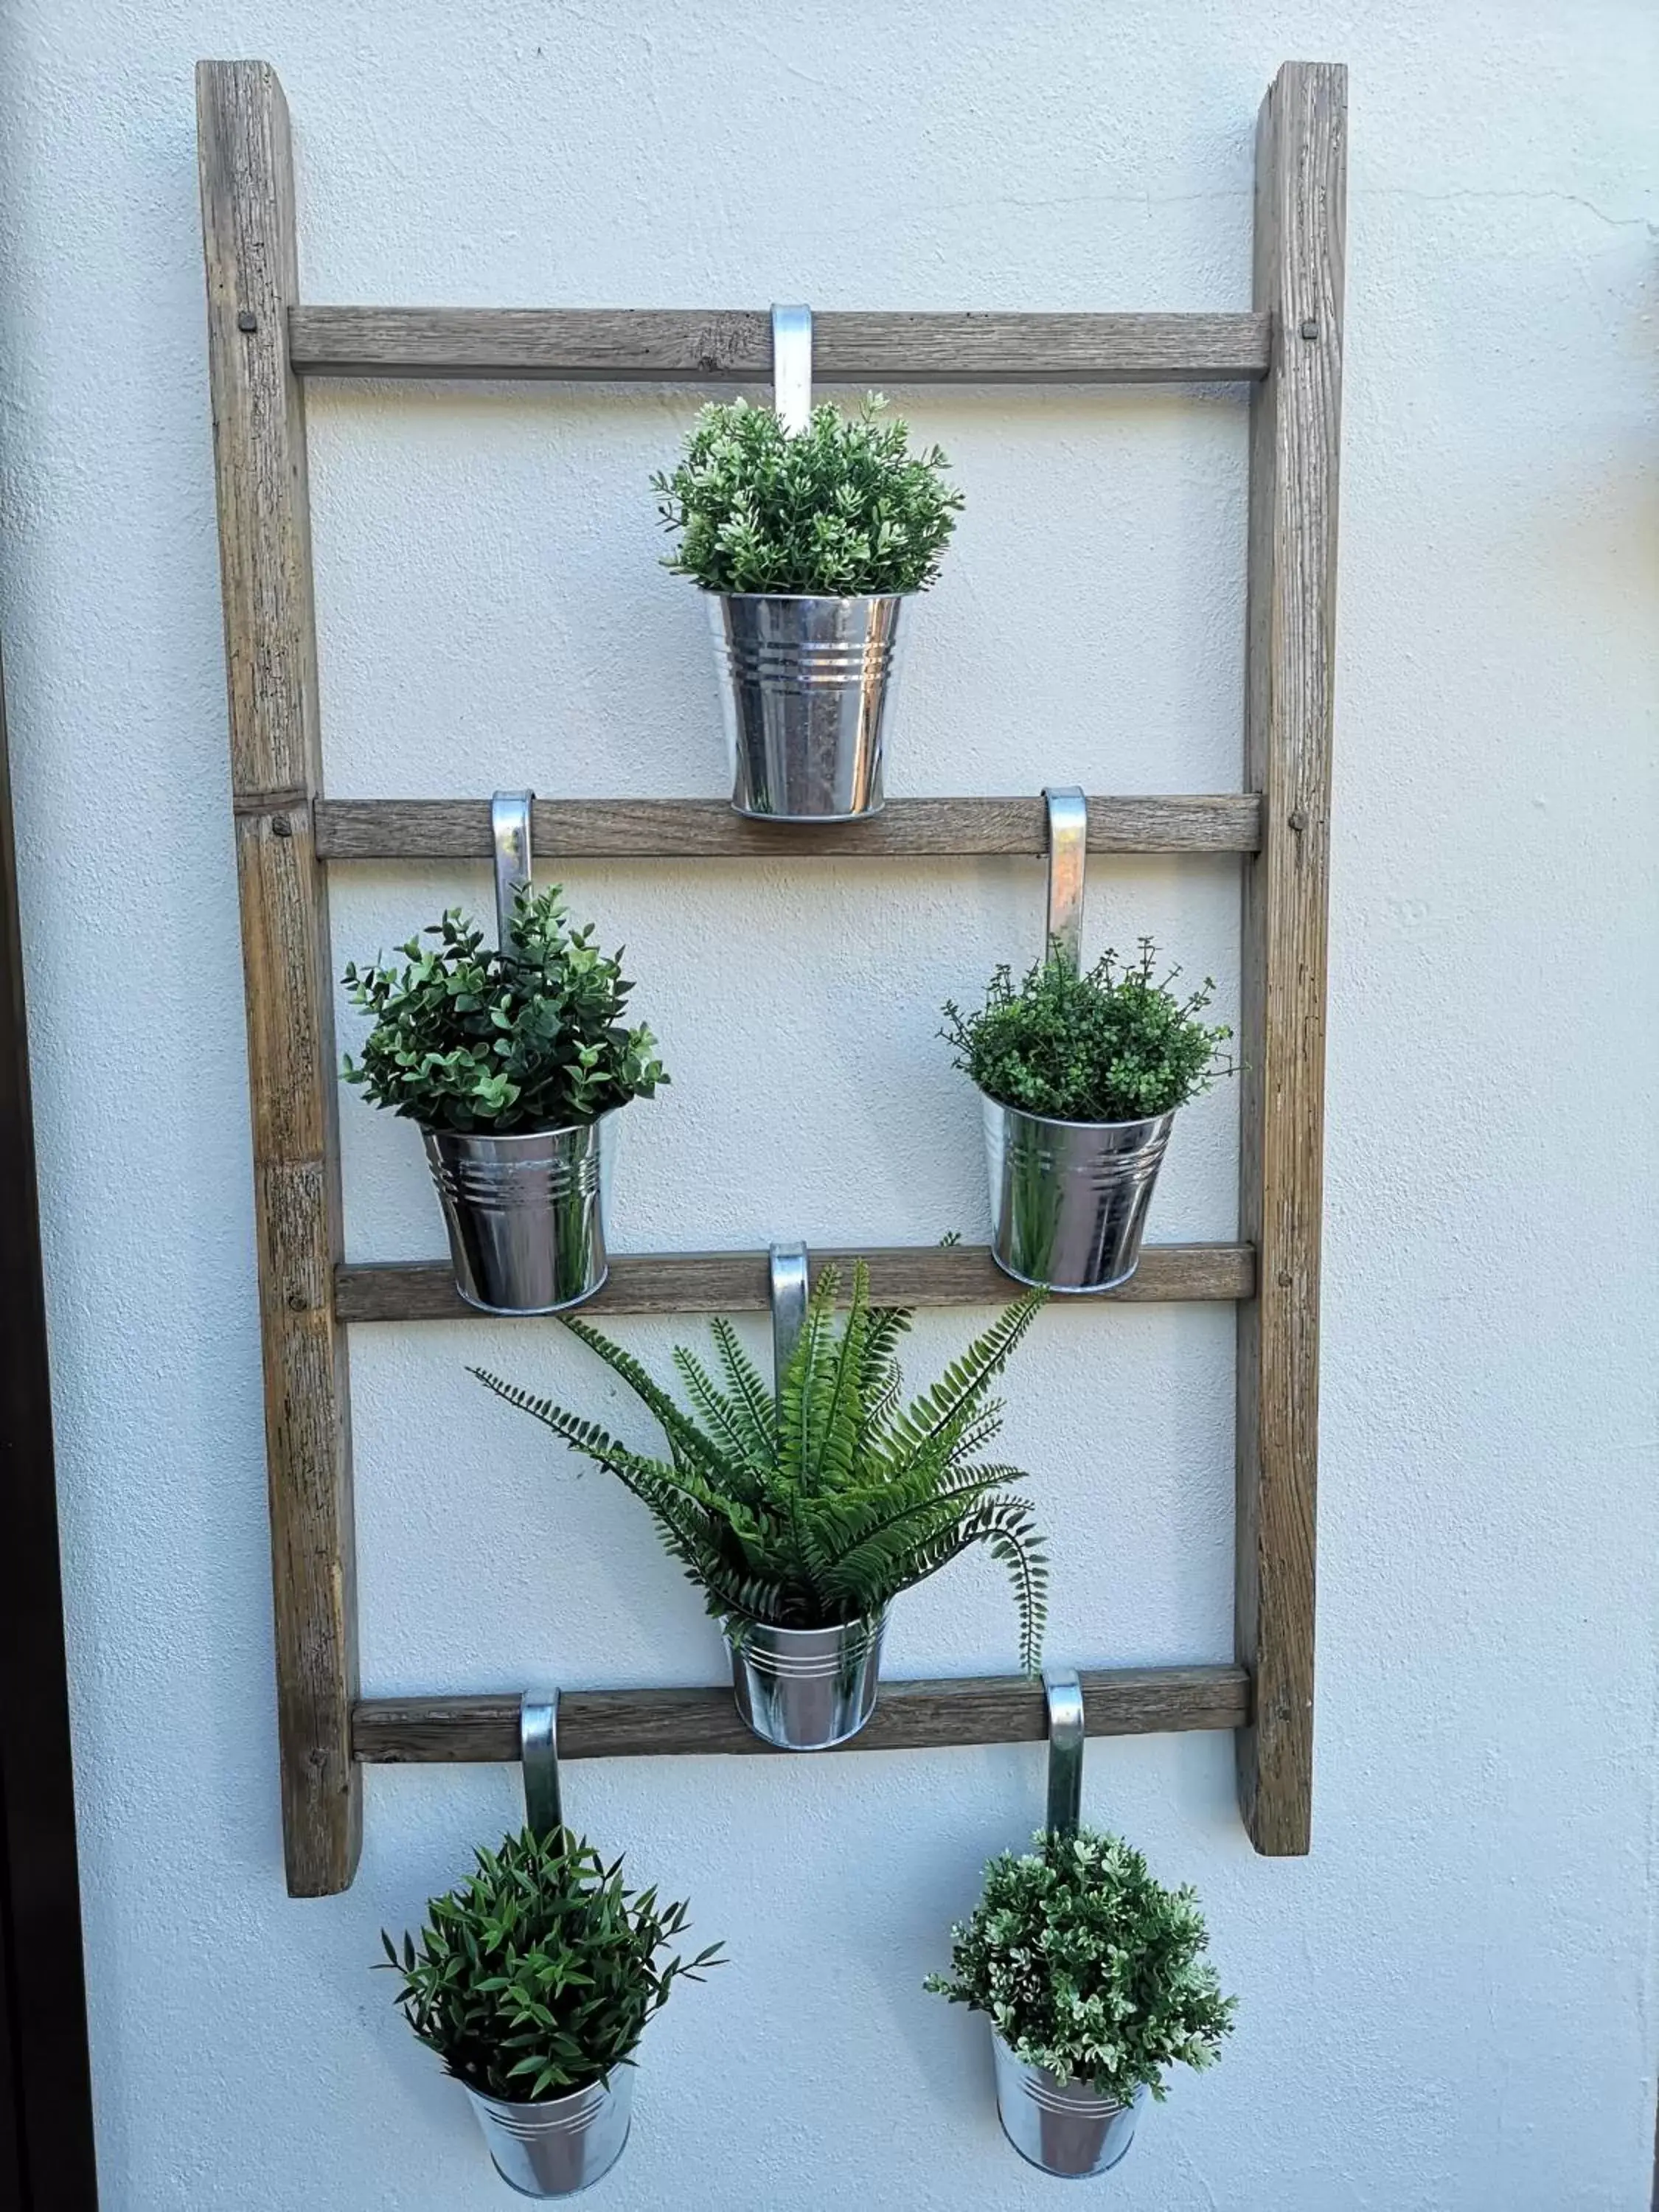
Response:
[926, 1669, 1236, 2179]
[942, 789, 1232, 1293]
[341, 792, 666, 1315]
[651, 305, 964, 820]
[380, 1708, 723, 2205]
[470, 1258, 1048, 1749]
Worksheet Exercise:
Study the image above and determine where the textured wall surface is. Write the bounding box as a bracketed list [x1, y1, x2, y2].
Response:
[1, 4, 1655, 2207]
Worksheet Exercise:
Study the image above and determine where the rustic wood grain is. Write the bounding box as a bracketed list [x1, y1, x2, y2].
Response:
[335, 1242, 1255, 1323]
[315, 793, 1262, 861]
[288, 307, 1271, 385]
[1234, 63, 1346, 1859]
[352, 1666, 1251, 1763]
[198, 60, 361, 1897]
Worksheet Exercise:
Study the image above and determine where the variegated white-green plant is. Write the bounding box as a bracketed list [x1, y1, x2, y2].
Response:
[473, 1260, 1048, 1670]
[927, 1827, 1236, 2102]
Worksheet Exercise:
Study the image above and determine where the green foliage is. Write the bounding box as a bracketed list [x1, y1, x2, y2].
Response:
[652, 397, 963, 595]
[341, 887, 665, 1133]
[925, 1827, 1236, 2103]
[942, 939, 1231, 1123]
[380, 1825, 723, 2102]
[472, 1261, 1048, 1670]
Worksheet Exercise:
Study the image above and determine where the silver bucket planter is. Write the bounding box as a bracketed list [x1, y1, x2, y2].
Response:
[992, 2036, 1146, 2180]
[712, 593, 905, 820]
[422, 1115, 616, 1317]
[726, 1612, 887, 1749]
[465, 2067, 633, 2198]
[983, 1096, 1176, 1293]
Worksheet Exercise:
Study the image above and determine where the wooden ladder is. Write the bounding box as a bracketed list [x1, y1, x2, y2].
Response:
[197, 58, 1345, 1896]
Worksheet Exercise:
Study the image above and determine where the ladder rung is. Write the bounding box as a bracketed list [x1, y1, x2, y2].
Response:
[288, 307, 1272, 385]
[314, 794, 1262, 862]
[352, 1666, 1253, 1763]
[335, 1244, 1256, 1323]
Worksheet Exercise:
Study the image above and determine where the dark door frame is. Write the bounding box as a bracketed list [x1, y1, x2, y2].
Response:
[0, 650, 99, 2208]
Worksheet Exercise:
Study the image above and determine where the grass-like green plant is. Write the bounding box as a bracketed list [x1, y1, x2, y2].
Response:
[342, 886, 664, 1134]
[380, 1825, 723, 2103]
[652, 397, 963, 596]
[926, 1827, 1236, 2104]
[472, 1260, 1048, 1670]
[942, 939, 1232, 1123]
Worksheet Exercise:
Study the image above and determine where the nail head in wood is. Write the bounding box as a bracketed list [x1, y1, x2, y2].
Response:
[1299, 318, 1319, 340]
[237, 309, 258, 332]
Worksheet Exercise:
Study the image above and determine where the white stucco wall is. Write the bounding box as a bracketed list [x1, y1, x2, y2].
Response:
[2, 4, 1655, 2206]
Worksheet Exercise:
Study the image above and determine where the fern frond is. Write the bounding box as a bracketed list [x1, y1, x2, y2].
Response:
[900, 1495, 1048, 1673]
[669, 1347, 770, 1498]
[558, 1315, 746, 1491]
[709, 1318, 778, 1463]
[879, 1293, 1043, 1466]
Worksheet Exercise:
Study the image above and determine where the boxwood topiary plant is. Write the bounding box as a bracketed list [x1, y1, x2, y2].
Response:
[926, 1826, 1236, 2104]
[380, 1825, 723, 2103]
[942, 939, 1231, 1124]
[472, 1259, 1049, 1670]
[342, 885, 665, 1134]
[652, 396, 963, 596]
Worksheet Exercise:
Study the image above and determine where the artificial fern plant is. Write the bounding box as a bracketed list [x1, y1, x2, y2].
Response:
[473, 1260, 1048, 1670]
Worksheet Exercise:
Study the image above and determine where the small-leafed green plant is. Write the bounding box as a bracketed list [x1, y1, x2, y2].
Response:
[380, 1825, 723, 2103]
[472, 1260, 1048, 1670]
[943, 940, 1231, 1123]
[342, 886, 665, 1133]
[927, 1827, 1236, 2104]
[652, 397, 963, 596]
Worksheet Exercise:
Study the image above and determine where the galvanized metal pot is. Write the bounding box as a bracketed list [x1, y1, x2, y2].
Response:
[726, 1612, 887, 1749]
[465, 2067, 633, 2198]
[983, 1095, 1176, 1293]
[421, 1115, 616, 1316]
[712, 593, 905, 820]
[992, 2036, 1146, 2180]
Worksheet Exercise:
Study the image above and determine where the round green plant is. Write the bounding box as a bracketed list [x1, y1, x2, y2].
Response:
[342, 885, 665, 1134]
[926, 1826, 1236, 2103]
[380, 1825, 723, 2103]
[942, 939, 1231, 1123]
[652, 396, 963, 596]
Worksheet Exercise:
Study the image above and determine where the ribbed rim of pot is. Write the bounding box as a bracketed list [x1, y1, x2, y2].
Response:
[725, 1613, 885, 1674]
[465, 2073, 621, 2130]
[419, 1108, 616, 1147]
[711, 590, 911, 605]
[977, 1087, 1179, 1136]
[992, 2039, 1136, 2118]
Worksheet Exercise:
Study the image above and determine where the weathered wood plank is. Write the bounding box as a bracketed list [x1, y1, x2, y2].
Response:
[1234, 62, 1346, 1859]
[353, 1666, 1251, 1763]
[316, 793, 1262, 862]
[336, 1242, 1255, 1323]
[288, 307, 1271, 385]
[198, 60, 361, 1897]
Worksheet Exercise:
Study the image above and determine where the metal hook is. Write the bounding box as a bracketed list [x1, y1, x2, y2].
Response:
[492, 790, 535, 949]
[771, 305, 813, 436]
[1043, 787, 1088, 972]
[768, 1240, 810, 1413]
[520, 1688, 563, 1839]
[1043, 1666, 1085, 1837]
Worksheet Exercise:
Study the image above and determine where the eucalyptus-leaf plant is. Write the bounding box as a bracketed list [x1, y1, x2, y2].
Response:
[472, 1259, 1048, 1670]
[342, 886, 665, 1133]
[927, 1827, 1236, 2104]
[652, 397, 963, 596]
[944, 939, 1232, 1124]
[380, 1825, 723, 2104]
